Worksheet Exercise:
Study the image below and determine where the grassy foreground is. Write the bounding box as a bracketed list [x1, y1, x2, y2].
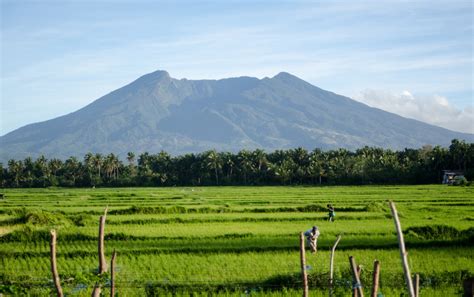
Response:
[0, 185, 473, 296]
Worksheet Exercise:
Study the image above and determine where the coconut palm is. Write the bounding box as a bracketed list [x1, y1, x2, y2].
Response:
[206, 150, 222, 185]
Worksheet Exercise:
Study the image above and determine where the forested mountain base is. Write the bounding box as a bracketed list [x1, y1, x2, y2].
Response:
[1, 139, 473, 187]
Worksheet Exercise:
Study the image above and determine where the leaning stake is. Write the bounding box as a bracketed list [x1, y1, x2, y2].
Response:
[99, 206, 108, 274]
[354, 265, 362, 297]
[300, 232, 309, 297]
[50, 230, 64, 297]
[349, 256, 364, 297]
[389, 201, 415, 297]
[329, 235, 342, 297]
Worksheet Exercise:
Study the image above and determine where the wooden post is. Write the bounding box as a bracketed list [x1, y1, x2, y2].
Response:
[389, 201, 415, 297]
[349, 256, 364, 297]
[414, 273, 419, 297]
[99, 206, 108, 274]
[354, 265, 362, 297]
[92, 207, 109, 297]
[329, 235, 342, 297]
[50, 230, 64, 297]
[371, 260, 380, 297]
[300, 232, 309, 297]
[110, 249, 117, 297]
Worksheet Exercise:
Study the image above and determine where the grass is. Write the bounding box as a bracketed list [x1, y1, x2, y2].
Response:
[0, 185, 473, 296]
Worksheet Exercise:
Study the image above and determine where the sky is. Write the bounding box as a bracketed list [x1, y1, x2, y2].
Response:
[1, 0, 473, 135]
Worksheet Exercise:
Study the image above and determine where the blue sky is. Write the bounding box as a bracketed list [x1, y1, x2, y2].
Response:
[1, 0, 473, 135]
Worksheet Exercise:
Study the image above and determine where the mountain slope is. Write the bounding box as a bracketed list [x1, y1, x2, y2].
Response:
[1, 70, 473, 161]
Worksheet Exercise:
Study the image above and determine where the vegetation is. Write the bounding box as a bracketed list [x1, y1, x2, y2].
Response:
[1, 139, 473, 188]
[0, 185, 473, 296]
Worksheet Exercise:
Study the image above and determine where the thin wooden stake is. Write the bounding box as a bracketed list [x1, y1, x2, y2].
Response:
[92, 206, 109, 297]
[329, 235, 342, 297]
[91, 286, 101, 297]
[371, 260, 380, 297]
[354, 265, 362, 297]
[349, 256, 364, 297]
[50, 230, 64, 297]
[389, 201, 415, 297]
[99, 206, 108, 274]
[300, 232, 309, 297]
[110, 249, 117, 297]
[414, 273, 419, 297]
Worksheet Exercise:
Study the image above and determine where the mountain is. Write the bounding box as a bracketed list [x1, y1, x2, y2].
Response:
[1, 70, 473, 161]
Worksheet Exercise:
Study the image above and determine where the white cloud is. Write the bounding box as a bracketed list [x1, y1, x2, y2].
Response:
[354, 89, 474, 134]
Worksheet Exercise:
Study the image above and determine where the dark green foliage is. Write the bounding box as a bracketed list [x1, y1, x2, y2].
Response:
[1, 139, 473, 187]
[0, 226, 51, 242]
[405, 225, 472, 240]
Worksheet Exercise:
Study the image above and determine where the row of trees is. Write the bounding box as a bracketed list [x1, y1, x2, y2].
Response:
[1, 139, 473, 188]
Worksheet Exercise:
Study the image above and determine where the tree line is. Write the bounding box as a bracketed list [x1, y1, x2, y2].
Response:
[1, 139, 472, 188]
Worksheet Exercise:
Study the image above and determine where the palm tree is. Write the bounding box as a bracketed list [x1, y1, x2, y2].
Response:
[272, 158, 295, 185]
[8, 159, 23, 187]
[35, 155, 50, 187]
[92, 153, 103, 181]
[309, 149, 325, 184]
[126, 152, 136, 176]
[48, 158, 63, 185]
[104, 153, 120, 180]
[84, 152, 94, 181]
[238, 150, 254, 185]
[206, 150, 222, 185]
[65, 156, 81, 185]
[222, 152, 235, 182]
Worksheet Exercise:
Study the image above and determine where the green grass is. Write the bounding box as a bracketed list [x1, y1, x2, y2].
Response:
[0, 185, 473, 296]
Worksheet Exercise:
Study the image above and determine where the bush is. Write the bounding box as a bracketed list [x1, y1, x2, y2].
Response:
[405, 225, 460, 240]
[453, 176, 468, 186]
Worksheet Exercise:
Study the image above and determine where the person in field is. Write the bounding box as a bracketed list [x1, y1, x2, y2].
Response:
[327, 204, 335, 222]
[304, 226, 320, 254]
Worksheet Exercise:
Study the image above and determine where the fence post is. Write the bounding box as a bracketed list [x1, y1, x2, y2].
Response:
[110, 249, 117, 297]
[99, 206, 108, 274]
[354, 265, 362, 297]
[329, 235, 342, 297]
[349, 256, 364, 297]
[50, 230, 64, 297]
[389, 201, 415, 297]
[414, 273, 419, 297]
[300, 232, 309, 297]
[92, 206, 108, 297]
[371, 260, 380, 297]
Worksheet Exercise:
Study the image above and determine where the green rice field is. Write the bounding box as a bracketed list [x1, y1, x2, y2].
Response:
[0, 185, 473, 296]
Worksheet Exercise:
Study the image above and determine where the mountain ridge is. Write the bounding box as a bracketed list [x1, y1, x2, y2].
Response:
[1, 70, 472, 161]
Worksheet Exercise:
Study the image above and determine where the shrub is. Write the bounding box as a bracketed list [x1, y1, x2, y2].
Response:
[405, 225, 460, 240]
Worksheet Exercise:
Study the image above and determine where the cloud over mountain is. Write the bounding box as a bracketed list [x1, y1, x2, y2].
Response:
[355, 89, 474, 134]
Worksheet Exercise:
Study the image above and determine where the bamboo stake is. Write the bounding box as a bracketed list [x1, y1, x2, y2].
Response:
[389, 201, 415, 297]
[329, 235, 342, 297]
[300, 232, 309, 297]
[354, 265, 362, 297]
[110, 249, 117, 297]
[92, 206, 108, 297]
[414, 273, 419, 297]
[371, 260, 380, 297]
[50, 230, 64, 297]
[99, 206, 108, 274]
[349, 256, 364, 297]
[91, 287, 101, 297]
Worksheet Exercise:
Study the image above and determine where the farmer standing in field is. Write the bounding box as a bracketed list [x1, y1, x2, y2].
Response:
[327, 204, 335, 222]
[304, 226, 320, 254]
